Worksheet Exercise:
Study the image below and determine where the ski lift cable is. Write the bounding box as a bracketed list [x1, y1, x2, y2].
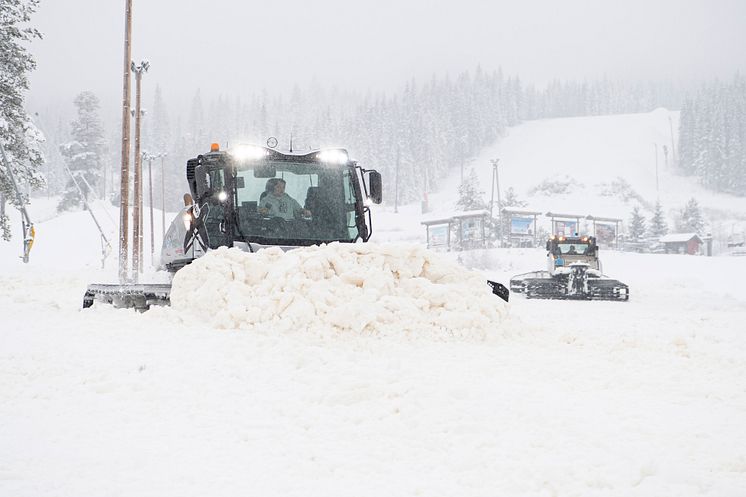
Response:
[76, 173, 117, 227]
[64, 163, 112, 267]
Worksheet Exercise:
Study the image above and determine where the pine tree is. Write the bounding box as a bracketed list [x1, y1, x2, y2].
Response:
[648, 200, 668, 239]
[456, 168, 486, 211]
[0, 0, 44, 240]
[187, 89, 205, 154]
[680, 78, 746, 196]
[147, 85, 175, 210]
[677, 197, 705, 233]
[501, 187, 527, 208]
[58, 92, 106, 211]
[628, 206, 646, 242]
[149, 85, 170, 154]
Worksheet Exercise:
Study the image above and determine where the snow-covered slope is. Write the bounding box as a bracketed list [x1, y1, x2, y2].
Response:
[421, 109, 746, 239]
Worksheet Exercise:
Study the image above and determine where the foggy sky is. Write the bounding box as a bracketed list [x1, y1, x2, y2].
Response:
[26, 0, 746, 116]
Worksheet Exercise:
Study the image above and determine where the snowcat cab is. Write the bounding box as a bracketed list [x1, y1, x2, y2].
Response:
[161, 144, 383, 271]
[546, 235, 600, 275]
[510, 235, 628, 301]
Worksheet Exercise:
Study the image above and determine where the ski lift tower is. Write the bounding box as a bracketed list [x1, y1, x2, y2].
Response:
[489, 159, 502, 245]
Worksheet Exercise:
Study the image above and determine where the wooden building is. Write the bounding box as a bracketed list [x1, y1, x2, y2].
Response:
[658, 233, 703, 255]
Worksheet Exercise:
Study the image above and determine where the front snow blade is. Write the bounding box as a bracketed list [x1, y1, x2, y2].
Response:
[510, 270, 550, 294]
[83, 283, 172, 311]
[487, 280, 510, 302]
[521, 276, 629, 301]
[587, 278, 629, 301]
[524, 278, 572, 300]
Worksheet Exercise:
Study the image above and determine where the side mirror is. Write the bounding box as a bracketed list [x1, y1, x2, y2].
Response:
[195, 165, 211, 199]
[368, 170, 382, 204]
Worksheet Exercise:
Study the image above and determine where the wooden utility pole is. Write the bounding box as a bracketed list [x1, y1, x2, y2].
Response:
[131, 60, 149, 277]
[132, 66, 142, 279]
[160, 153, 167, 241]
[118, 0, 133, 283]
[654, 143, 659, 197]
[394, 146, 399, 213]
[490, 158, 501, 217]
[490, 158, 502, 246]
[147, 153, 155, 265]
[668, 114, 677, 166]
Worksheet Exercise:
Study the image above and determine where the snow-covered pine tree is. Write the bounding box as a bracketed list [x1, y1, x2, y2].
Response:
[501, 187, 527, 208]
[677, 197, 705, 233]
[628, 206, 646, 242]
[677, 97, 695, 175]
[146, 85, 178, 210]
[0, 0, 44, 240]
[456, 168, 487, 211]
[648, 200, 668, 239]
[57, 92, 106, 211]
[724, 75, 746, 195]
[149, 84, 170, 154]
[680, 78, 746, 196]
[187, 89, 205, 155]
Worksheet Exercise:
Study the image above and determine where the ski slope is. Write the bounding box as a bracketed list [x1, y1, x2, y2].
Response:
[424, 109, 746, 243]
[2, 112, 746, 497]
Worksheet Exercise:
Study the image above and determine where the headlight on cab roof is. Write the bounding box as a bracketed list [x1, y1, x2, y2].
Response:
[317, 149, 348, 164]
[230, 144, 269, 161]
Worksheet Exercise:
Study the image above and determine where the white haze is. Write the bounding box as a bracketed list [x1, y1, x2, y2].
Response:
[27, 0, 746, 115]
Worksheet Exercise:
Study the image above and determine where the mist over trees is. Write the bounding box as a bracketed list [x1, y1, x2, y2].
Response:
[648, 200, 669, 239]
[676, 197, 705, 234]
[628, 206, 646, 242]
[57, 92, 106, 212]
[125, 71, 683, 210]
[678, 76, 746, 196]
[33, 68, 698, 216]
[456, 168, 487, 211]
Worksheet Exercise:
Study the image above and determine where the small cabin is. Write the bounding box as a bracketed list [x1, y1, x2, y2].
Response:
[502, 208, 541, 247]
[658, 233, 703, 255]
[422, 210, 490, 251]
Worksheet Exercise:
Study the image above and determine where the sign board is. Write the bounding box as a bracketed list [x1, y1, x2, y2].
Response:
[429, 224, 448, 247]
[510, 217, 533, 235]
[462, 218, 480, 241]
[595, 222, 616, 244]
[553, 220, 577, 236]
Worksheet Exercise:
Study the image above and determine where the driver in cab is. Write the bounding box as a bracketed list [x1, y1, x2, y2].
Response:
[259, 178, 311, 220]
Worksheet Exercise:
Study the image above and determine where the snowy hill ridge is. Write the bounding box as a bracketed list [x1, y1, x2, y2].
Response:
[417, 109, 746, 243]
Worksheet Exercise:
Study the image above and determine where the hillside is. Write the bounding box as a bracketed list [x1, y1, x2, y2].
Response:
[378, 109, 746, 248]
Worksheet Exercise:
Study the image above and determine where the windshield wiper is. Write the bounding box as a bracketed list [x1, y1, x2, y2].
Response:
[232, 211, 255, 253]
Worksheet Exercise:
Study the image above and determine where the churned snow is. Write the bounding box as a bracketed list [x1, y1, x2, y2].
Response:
[171, 243, 507, 338]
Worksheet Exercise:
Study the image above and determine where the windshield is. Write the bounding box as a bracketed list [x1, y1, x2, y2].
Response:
[233, 161, 361, 245]
[556, 243, 589, 255]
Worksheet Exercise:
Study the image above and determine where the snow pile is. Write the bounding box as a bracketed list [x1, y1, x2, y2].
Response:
[170, 243, 509, 338]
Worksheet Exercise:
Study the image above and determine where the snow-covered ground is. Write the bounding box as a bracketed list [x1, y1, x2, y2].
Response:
[2, 112, 746, 496]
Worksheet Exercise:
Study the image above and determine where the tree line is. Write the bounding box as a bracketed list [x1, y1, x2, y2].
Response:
[41, 71, 685, 214]
[678, 75, 746, 196]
